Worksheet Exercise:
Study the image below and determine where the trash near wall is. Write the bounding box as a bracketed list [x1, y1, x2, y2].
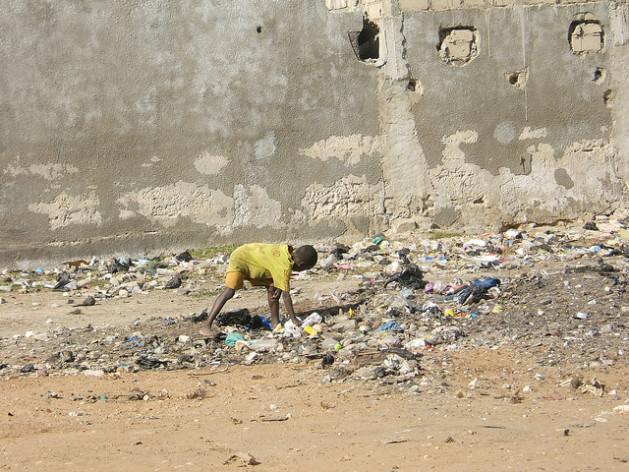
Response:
[1, 0, 628, 268]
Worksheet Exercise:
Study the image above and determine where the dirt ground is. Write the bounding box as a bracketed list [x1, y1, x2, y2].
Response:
[2, 227, 629, 471]
[1, 350, 629, 471]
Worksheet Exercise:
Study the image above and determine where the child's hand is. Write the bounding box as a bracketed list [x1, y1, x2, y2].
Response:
[269, 287, 282, 301]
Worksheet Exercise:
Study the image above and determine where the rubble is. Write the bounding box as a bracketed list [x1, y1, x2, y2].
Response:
[1, 218, 629, 397]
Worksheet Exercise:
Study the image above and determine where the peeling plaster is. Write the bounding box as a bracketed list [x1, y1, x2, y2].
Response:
[117, 181, 233, 228]
[569, 18, 604, 55]
[610, 3, 629, 46]
[438, 27, 479, 66]
[141, 156, 162, 168]
[431, 131, 496, 217]
[1, 0, 627, 267]
[3, 164, 28, 177]
[194, 151, 229, 175]
[233, 184, 283, 228]
[441, 130, 479, 165]
[429, 137, 621, 227]
[301, 174, 381, 230]
[3, 161, 79, 180]
[254, 131, 277, 160]
[325, 0, 358, 11]
[298, 134, 384, 165]
[493, 122, 517, 145]
[28, 192, 102, 230]
[518, 126, 548, 140]
[378, 11, 430, 226]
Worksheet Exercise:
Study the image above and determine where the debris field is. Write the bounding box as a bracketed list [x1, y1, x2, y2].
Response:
[1, 218, 629, 402]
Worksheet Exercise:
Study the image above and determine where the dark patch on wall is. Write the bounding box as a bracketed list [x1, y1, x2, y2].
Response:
[554, 167, 574, 189]
[520, 154, 532, 175]
[593, 67, 605, 83]
[350, 215, 371, 233]
[505, 69, 528, 90]
[604, 89, 613, 107]
[358, 18, 380, 60]
[349, 17, 380, 61]
[434, 207, 460, 227]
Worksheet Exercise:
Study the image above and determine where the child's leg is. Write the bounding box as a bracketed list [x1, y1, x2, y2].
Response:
[199, 271, 245, 335]
[199, 287, 235, 336]
[266, 286, 281, 328]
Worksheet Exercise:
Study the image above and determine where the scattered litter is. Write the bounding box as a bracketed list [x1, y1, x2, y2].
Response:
[1, 220, 628, 401]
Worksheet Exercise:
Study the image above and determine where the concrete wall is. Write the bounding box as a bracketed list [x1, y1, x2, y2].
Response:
[1, 0, 628, 268]
[402, 3, 622, 229]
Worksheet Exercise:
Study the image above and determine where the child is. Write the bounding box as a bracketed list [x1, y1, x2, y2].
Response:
[198, 243, 318, 336]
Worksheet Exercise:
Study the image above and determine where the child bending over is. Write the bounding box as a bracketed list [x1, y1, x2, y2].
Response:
[198, 243, 317, 336]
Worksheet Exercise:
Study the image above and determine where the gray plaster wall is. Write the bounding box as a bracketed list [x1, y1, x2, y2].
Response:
[0, 0, 380, 267]
[400, 3, 624, 230]
[1, 0, 628, 268]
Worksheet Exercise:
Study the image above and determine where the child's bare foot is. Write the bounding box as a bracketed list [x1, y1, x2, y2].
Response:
[198, 325, 213, 337]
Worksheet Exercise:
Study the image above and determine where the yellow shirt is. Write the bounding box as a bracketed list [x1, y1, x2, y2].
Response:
[227, 243, 294, 291]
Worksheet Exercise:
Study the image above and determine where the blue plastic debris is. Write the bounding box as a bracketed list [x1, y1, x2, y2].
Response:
[225, 332, 245, 347]
[122, 336, 145, 349]
[473, 277, 501, 289]
[375, 321, 404, 333]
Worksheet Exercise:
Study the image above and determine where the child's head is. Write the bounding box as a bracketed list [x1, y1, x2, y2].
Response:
[292, 245, 318, 271]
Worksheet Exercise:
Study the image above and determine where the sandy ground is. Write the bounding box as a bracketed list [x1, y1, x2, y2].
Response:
[2, 353, 629, 471]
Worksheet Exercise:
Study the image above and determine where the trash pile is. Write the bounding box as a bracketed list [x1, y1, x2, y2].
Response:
[1, 218, 629, 393]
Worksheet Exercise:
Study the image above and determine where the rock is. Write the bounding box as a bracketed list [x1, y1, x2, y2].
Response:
[164, 277, 182, 289]
[249, 338, 279, 352]
[354, 366, 379, 381]
[83, 369, 105, 377]
[613, 405, 629, 415]
[404, 338, 427, 351]
[223, 452, 261, 466]
[321, 338, 340, 350]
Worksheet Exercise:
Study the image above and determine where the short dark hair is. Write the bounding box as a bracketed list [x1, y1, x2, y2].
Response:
[294, 245, 318, 268]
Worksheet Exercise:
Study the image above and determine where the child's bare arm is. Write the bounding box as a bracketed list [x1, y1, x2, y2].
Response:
[282, 291, 301, 326]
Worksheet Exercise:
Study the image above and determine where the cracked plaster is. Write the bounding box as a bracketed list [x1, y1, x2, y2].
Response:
[117, 182, 233, 230]
[3, 161, 79, 180]
[28, 192, 102, 230]
[428, 136, 621, 228]
[298, 134, 384, 165]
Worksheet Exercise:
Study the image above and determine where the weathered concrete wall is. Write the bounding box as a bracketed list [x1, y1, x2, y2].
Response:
[328, 0, 629, 233]
[0, 1, 380, 267]
[1, 0, 628, 267]
[402, 3, 622, 230]
[611, 2, 629, 184]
